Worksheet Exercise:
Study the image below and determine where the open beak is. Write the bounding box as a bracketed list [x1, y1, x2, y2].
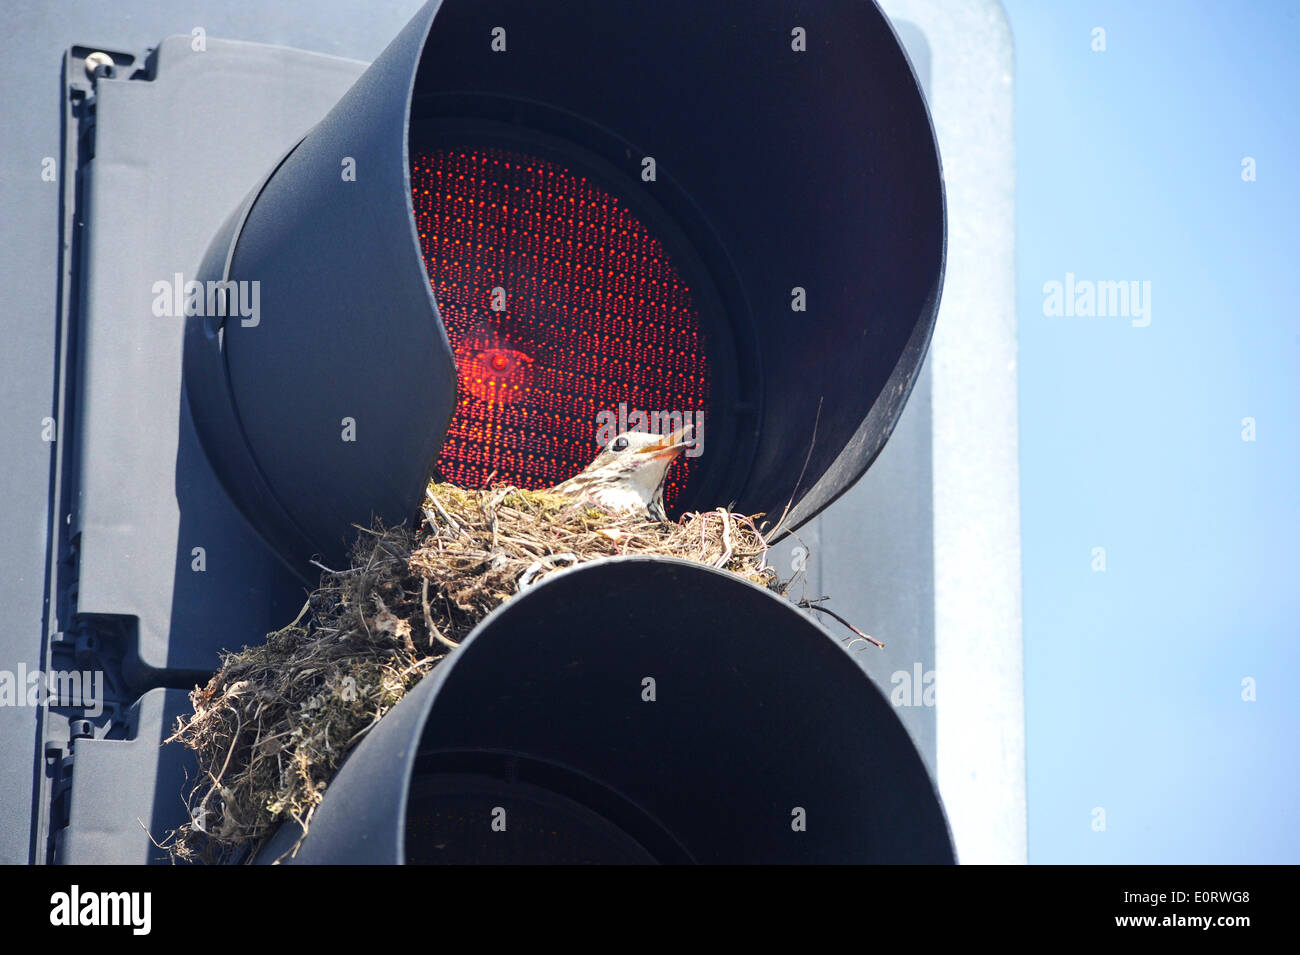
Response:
[638, 424, 694, 459]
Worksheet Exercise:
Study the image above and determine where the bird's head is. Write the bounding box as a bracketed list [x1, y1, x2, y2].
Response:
[573, 424, 694, 509]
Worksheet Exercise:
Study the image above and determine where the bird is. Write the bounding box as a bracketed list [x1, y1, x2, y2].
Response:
[549, 424, 693, 521]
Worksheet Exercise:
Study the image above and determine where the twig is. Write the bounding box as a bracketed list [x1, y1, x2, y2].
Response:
[422, 577, 460, 650]
[801, 601, 884, 648]
[518, 553, 578, 591]
[426, 494, 463, 534]
[768, 396, 823, 541]
[714, 508, 734, 568]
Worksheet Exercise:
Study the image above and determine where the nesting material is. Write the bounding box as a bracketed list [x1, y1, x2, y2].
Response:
[164, 482, 783, 863]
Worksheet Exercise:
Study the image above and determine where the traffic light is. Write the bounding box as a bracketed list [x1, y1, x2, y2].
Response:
[25, 0, 949, 863]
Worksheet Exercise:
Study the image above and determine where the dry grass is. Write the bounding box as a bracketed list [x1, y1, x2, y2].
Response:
[162, 482, 783, 863]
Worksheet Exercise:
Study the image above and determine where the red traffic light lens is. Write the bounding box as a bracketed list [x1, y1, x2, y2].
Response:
[411, 146, 710, 508]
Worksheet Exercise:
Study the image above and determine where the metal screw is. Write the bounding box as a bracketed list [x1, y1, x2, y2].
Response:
[84, 51, 115, 80]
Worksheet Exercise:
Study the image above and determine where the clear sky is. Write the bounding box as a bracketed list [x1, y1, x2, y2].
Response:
[1001, 0, 1299, 862]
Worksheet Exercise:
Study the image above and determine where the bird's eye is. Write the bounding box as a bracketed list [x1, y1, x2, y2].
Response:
[612, 437, 629, 452]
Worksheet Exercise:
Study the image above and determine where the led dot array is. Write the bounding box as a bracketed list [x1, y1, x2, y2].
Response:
[411, 147, 711, 506]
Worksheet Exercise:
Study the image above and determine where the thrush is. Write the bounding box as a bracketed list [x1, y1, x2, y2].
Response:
[549, 425, 693, 521]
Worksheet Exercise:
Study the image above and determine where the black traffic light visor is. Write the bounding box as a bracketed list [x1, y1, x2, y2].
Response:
[410, 0, 947, 531]
[185, 0, 944, 571]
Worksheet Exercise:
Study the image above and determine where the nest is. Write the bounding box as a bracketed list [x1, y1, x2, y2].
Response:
[163, 482, 788, 863]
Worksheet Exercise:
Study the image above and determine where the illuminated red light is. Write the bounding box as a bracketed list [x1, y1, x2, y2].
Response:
[458, 346, 534, 403]
[410, 146, 711, 507]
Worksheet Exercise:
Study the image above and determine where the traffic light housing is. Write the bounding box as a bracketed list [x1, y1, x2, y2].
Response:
[33, 0, 950, 863]
[185, 0, 945, 574]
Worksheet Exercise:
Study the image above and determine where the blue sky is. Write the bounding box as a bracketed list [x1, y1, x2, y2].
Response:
[1002, 0, 1299, 862]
